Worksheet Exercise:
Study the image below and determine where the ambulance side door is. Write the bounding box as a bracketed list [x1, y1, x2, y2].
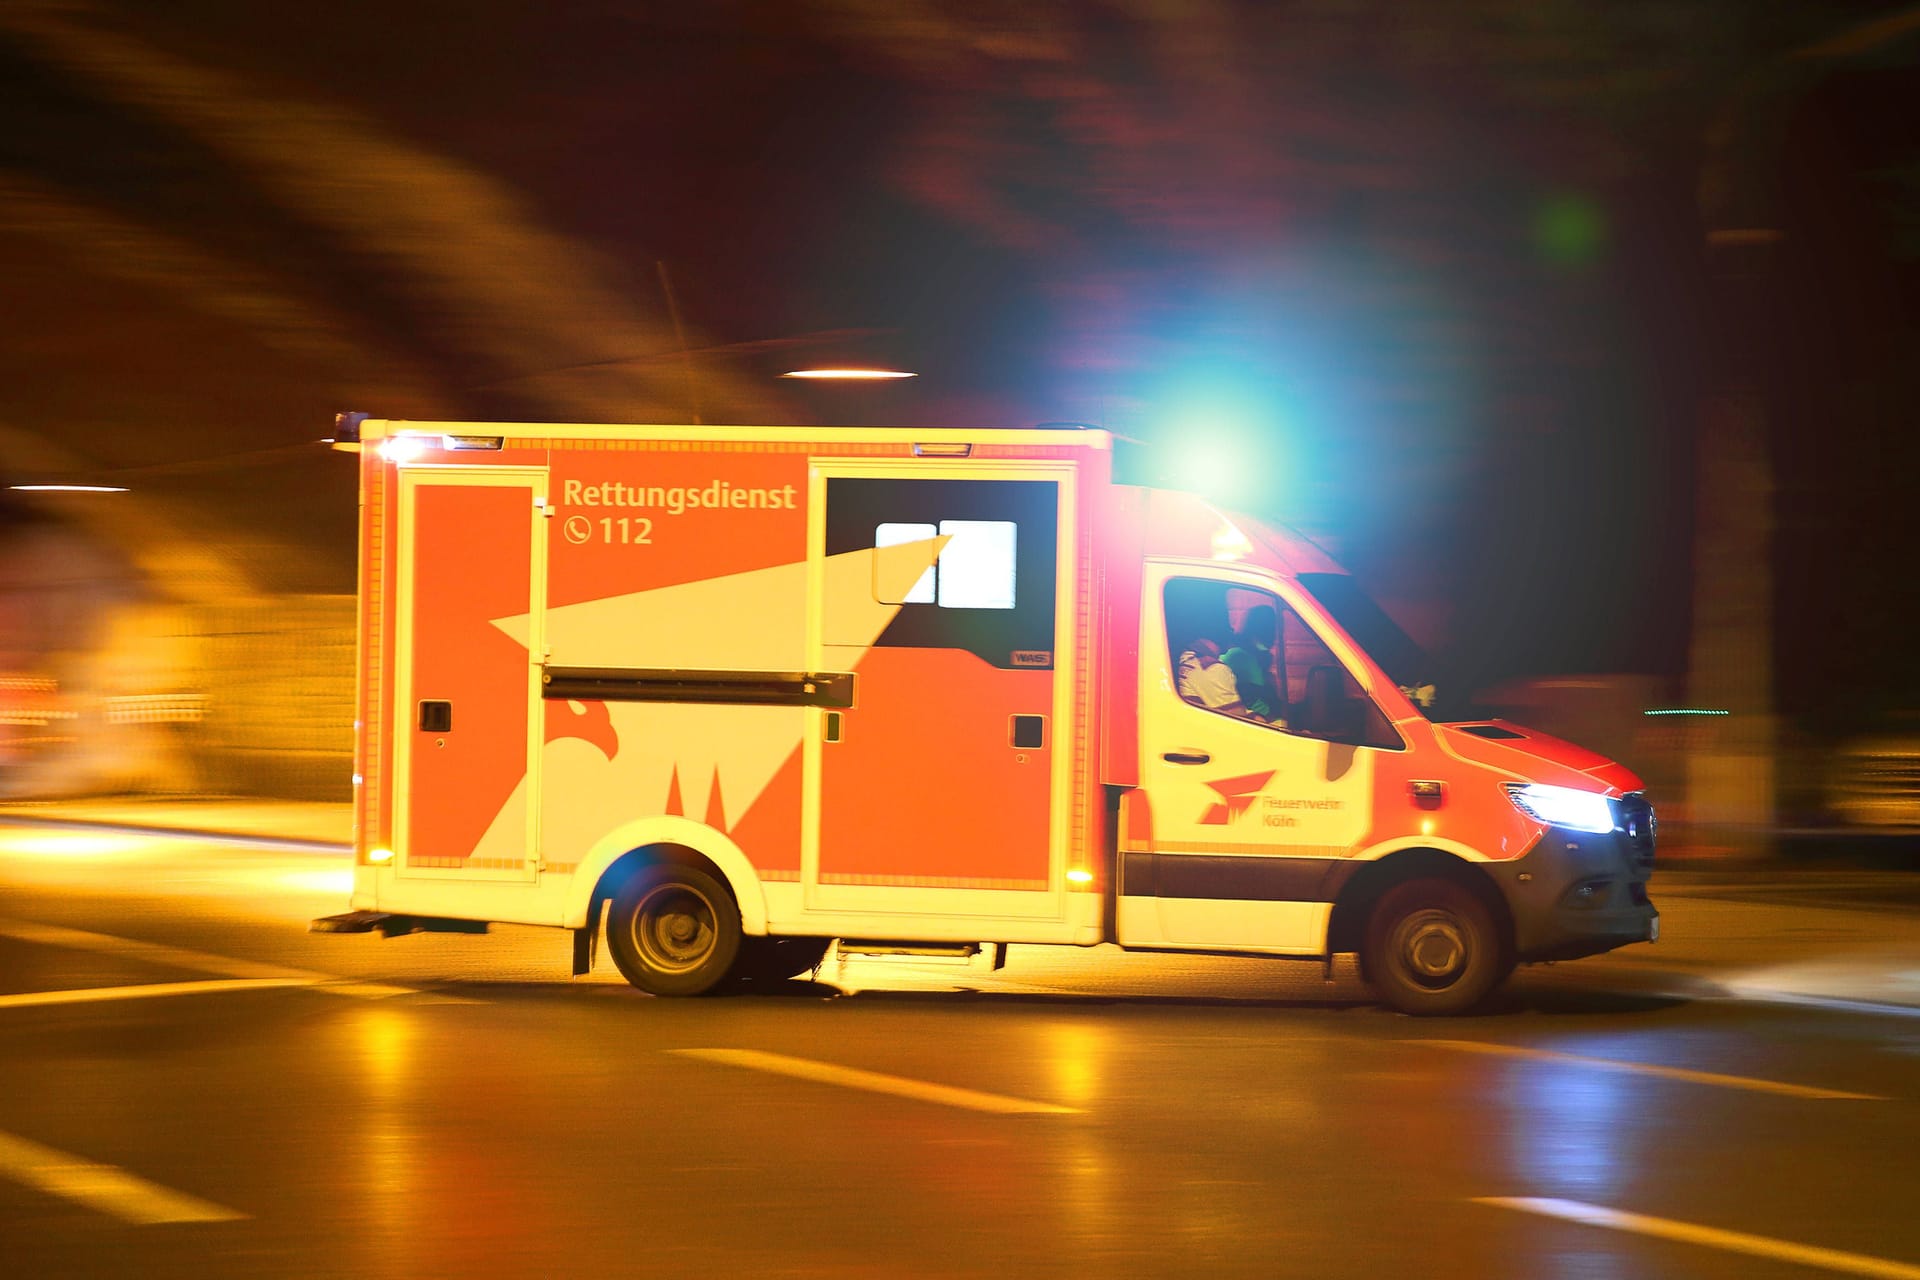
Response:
[1119, 565, 1402, 953]
[803, 462, 1076, 926]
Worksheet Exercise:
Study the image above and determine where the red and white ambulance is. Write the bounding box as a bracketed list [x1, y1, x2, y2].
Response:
[314, 415, 1657, 1014]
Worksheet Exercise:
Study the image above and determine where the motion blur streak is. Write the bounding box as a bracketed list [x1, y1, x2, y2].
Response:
[0, 172, 435, 413]
[0, 1, 784, 424]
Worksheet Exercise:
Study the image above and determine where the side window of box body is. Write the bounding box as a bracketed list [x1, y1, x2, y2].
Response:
[827, 477, 1058, 669]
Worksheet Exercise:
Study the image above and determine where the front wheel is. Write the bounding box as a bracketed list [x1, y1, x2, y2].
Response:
[606, 863, 741, 996]
[1361, 878, 1511, 1016]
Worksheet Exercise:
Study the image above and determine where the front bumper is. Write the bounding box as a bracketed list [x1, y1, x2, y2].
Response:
[1486, 805, 1658, 963]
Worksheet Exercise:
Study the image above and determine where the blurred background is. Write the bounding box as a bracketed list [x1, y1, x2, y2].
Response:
[0, 1, 1914, 850]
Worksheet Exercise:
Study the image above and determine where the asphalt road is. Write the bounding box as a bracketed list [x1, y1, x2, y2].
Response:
[3, 822, 1919, 1278]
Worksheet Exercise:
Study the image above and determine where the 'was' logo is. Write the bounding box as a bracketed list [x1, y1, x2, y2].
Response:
[1199, 771, 1276, 825]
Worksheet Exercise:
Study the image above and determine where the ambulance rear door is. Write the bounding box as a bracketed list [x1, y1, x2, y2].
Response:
[389, 465, 547, 882]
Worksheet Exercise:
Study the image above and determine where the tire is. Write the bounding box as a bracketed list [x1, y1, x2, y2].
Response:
[1360, 877, 1511, 1016]
[606, 863, 741, 996]
[730, 936, 832, 984]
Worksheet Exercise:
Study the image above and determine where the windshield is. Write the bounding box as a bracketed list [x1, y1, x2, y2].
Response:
[1296, 572, 1452, 719]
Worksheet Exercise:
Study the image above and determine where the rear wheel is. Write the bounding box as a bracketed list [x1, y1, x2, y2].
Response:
[1361, 877, 1510, 1016]
[731, 936, 832, 984]
[606, 863, 741, 996]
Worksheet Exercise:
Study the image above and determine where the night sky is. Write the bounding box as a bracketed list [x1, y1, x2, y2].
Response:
[1, 1, 1915, 734]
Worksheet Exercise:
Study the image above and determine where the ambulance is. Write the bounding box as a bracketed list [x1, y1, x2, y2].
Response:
[313, 415, 1658, 1015]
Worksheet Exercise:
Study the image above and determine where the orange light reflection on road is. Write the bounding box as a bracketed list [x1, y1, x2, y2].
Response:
[1039, 1020, 1112, 1111]
[275, 867, 354, 896]
[2, 832, 145, 860]
[352, 1005, 423, 1231]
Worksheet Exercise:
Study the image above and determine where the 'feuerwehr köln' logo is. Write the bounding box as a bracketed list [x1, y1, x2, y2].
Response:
[1199, 771, 1276, 825]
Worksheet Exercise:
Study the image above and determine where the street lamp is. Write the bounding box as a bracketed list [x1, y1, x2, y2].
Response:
[781, 368, 917, 380]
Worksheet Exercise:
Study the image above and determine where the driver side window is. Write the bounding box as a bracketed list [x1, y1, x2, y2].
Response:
[1163, 577, 1401, 750]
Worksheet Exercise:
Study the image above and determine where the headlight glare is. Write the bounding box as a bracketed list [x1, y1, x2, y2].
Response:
[1505, 783, 1616, 834]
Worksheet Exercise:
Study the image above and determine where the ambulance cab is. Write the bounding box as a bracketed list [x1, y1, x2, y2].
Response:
[1114, 489, 1658, 1013]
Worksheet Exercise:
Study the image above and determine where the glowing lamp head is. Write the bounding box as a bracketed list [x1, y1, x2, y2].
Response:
[781, 368, 916, 380]
[366, 847, 396, 865]
[1211, 519, 1255, 562]
[1504, 783, 1616, 835]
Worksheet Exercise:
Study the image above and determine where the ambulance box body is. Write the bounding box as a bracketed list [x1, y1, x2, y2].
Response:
[315, 418, 1657, 1015]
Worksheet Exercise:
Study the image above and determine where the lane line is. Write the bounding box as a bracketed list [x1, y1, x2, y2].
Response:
[1478, 1197, 1920, 1280]
[317, 981, 420, 999]
[0, 978, 315, 1009]
[1413, 1038, 1887, 1101]
[0, 1129, 246, 1225]
[669, 1048, 1081, 1115]
[0, 917, 413, 999]
[1702, 988, 1920, 1023]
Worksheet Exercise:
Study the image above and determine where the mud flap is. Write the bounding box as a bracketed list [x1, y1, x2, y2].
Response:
[572, 903, 602, 976]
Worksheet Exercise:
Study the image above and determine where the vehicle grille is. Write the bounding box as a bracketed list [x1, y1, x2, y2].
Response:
[1619, 793, 1656, 870]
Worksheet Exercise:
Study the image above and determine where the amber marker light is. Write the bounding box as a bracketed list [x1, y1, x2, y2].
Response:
[781, 368, 917, 380]
[377, 434, 431, 464]
[366, 847, 395, 865]
[1066, 867, 1095, 887]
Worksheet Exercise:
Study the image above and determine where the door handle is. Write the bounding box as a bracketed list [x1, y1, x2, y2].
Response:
[1162, 750, 1211, 765]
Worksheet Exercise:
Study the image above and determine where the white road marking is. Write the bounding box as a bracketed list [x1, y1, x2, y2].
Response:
[1478, 1197, 1920, 1280]
[1414, 1038, 1887, 1101]
[0, 917, 413, 999]
[670, 1048, 1081, 1114]
[0, 978, 315, 1009]
[0, 1129, 245, 1225]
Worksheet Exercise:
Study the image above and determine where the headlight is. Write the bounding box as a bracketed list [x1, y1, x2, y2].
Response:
[1505, 783, 1616, 834]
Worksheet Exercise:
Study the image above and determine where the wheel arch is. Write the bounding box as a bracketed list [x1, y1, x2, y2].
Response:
[562, 816, 768, 935]
[1327, 845, 1514, 957]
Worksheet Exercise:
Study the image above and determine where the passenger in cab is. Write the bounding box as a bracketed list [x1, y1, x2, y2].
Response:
[1177, 636, 1246, 716]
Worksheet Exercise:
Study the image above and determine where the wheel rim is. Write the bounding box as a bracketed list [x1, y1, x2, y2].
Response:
[1391, 908, 1471, 989]
[631, 883, 719, 973]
